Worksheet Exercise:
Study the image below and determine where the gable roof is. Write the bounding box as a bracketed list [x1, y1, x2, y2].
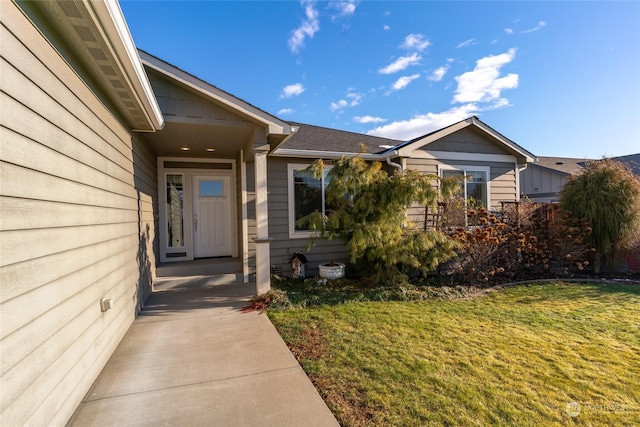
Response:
[532, 156, 591, 175]
[392, 116, 536, 164]
[139, 50, 291, 139]
[272, 122, 402, 158]
[532, 154, 640, 177]
[612, 153, 640, 175]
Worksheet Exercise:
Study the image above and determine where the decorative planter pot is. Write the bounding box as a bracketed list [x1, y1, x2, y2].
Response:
[318, 263, 345, 280]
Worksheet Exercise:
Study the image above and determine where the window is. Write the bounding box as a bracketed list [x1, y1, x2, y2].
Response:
[199, 180, 224, 197]
[441, 166, 490, 208]
[166, 174, 184, 247]
[288, 164, 331, 237]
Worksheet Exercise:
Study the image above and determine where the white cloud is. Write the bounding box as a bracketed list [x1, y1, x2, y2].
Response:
[329, 1, 357, 19]
[330, 100, 348, 111]
[383, 25, 390, 31]
[368, 48, 519, 141]
[390, 74, 420, 91]
[278, 108, 295, 115]
[354, 115, 387, 124]
[330, 91, 362, 111]
[288, 1, 320, 53]
[280, 83, 306, 99]
[401, 33, 430, 51]
[346, 92, 362, 105]
[452, 48, 518, 104]
[456, 38, 477, 48]
[427, 65, 449, 82]
[379, 53, 421, 74]
[504, 28, 513, 35]
[367, 104, 479, 140]
[522, 21, 547, 34]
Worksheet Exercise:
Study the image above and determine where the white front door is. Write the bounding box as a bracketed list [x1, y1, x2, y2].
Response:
[192, 175, 232, 258]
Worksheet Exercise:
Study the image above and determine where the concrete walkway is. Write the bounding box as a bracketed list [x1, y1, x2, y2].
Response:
[68, 276, 338, 426]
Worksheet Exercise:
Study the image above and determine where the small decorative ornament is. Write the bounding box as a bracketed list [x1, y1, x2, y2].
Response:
[289, 251, 308, 279]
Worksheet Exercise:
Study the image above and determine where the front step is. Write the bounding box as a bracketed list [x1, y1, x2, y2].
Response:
[153, 274, 245, 291]
[156, 257, 243, 278]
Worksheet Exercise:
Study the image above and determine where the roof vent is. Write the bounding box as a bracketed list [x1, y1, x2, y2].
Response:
[555, 161, 565, 165]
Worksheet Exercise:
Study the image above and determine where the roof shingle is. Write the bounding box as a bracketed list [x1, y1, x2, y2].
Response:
[278, 122, 402, 154]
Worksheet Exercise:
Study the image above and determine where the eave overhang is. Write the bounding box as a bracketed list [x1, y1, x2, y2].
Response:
[139, 50, 291, 141]
[394, 116, 537, 164]
[28, 0, 164, 132]
[270, 148, 399, 161]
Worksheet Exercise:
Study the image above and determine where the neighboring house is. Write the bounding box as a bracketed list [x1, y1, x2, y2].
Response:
[519, 156, 590, 202]
[0, 1, 535, 424]
[612, 153, 640, 176]
[520, 154, 640, 202]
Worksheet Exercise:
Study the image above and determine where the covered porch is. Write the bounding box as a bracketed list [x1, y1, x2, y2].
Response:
[139, 51, 293, 294]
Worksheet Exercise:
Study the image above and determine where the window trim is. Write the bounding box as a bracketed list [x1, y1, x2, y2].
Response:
[439, 165, 491, 209]
[287, 163, 332, 239]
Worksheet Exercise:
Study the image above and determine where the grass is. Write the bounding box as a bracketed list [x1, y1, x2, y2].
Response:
[267, 281, 640, 426]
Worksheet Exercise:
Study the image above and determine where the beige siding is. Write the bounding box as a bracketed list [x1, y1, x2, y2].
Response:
[405, 158, 518, 213]
[1, 6, 156, 427]
[267, 158, 348, 276]
[418, 127, 506, 155]
[404, 159, 440, 228]
[148, 69, 250, 124]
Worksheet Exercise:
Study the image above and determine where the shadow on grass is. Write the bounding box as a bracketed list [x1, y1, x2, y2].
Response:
[252, 276, 640, 310]
[251, 277, 479, 310]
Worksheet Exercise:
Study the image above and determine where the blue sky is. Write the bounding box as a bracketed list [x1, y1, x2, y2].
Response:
[120, 1, 640, 159]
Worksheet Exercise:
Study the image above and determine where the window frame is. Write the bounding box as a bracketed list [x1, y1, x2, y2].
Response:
[287, 163, 332, 239]
[439, 165, 491, 209]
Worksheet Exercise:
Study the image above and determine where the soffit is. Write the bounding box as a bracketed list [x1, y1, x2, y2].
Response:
[146, 120, 256, 158]
[32, 0, 161, 131]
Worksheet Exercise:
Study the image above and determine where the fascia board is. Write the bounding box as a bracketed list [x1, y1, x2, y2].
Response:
[140, 51, 291, 136]
[270, 148, 389, 160]
[398, 117, 536, 164]
[469, 117, 536, 163]
[87, 0, 164, 131]
[396, 120, 471, 157]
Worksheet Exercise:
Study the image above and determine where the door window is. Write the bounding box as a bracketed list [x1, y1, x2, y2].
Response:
[199, 180, 224, 197]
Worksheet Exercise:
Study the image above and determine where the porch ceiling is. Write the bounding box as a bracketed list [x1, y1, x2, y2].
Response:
[145, 120, 255, 158]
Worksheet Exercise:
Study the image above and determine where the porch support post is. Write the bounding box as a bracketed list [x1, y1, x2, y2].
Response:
[253, 149, 271, 295]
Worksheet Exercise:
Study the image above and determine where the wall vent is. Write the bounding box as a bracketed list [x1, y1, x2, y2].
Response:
[73, 25, 97, 42]
[58, 0, 83, 19]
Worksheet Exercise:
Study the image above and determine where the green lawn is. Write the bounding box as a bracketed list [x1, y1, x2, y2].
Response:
[268, 282, 640, 426]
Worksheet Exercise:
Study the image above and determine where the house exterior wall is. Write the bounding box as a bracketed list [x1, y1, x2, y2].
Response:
[405, 158, 518, 209]
[1, 5, 157, 425]
[520, 165, 568, 202]
[422, 128, 506, 154]
[267, 157, 349, 277]
[148, 69, 251, 125]
[405, 158, 518, 228]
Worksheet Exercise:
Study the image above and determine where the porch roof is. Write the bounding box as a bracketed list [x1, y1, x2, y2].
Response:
[139, 50, 291, 157]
